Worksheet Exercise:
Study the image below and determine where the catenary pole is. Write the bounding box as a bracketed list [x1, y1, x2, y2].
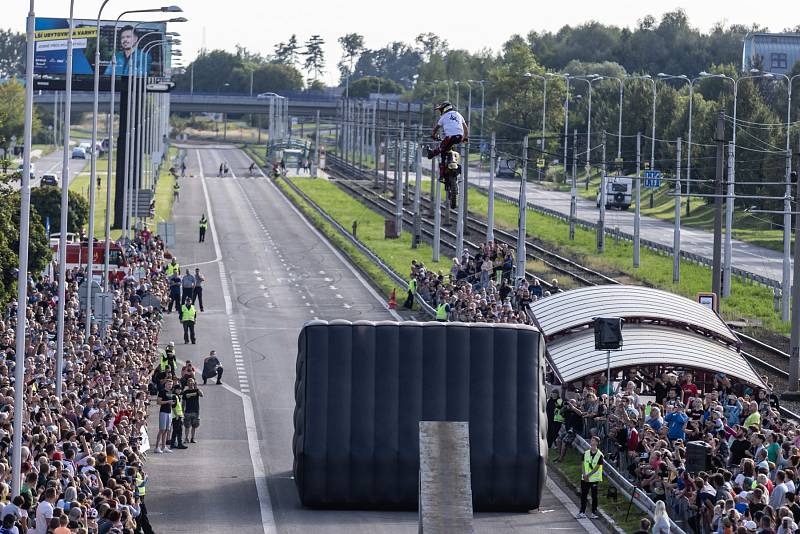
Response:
[517, 135, 529, 279]
[712, 112, 725, 299]
[598, 132, 606, 253]
[787, 137, 800, 391]
[432, 156, 441, 263]
[487, 132, 496, 243]
[569, 129, 577, 240]
[673, 138, 682, 283]
[634, 132, 641, 267]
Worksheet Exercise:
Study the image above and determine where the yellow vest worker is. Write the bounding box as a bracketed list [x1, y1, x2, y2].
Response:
[553, 398, 565, 423]
[181, 304, 197, 322]
[166, 261, 180, 276]
[180, 301, 197, 344]
[578, 436, 604, 519]
[436, 303, 448, 321]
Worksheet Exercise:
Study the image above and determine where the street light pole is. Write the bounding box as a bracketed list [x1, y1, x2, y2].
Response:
[86, 0, 115, 343]
[13, 0, 36, 497]
[56, 0, 76, 401]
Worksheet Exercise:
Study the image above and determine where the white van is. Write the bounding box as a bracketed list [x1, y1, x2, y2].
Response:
[597, 176, 632, 210]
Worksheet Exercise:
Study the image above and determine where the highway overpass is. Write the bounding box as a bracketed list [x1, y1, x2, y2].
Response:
[34, 91, 423, 118]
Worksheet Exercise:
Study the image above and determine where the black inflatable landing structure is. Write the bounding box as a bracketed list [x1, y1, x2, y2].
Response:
[293, 320, 547, 511]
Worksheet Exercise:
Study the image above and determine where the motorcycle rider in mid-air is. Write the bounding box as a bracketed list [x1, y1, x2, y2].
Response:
[424, 101, 469, 176]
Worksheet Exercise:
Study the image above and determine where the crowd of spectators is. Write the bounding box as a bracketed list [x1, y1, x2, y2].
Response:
[410, 241, 558, 323]
[0, 231, 173, 534]
[548, 368, 800, 533]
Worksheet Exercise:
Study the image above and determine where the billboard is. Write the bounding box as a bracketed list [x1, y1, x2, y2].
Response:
[34, 18, 168, 78]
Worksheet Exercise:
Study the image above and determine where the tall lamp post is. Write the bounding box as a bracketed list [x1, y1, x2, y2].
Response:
[13, 0, 36, 497]
[55, 0, 77, 402]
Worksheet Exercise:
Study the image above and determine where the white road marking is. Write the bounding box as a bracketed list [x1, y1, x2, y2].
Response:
[545, 478, 602, 534]
[196, 149, 276, 534]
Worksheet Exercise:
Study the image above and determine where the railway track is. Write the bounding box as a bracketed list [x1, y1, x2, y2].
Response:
[324, 164, 800, 417]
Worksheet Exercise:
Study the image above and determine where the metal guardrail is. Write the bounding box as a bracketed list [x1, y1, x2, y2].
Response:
[572, 435, 687, 534]
[275, 176, 436, 318]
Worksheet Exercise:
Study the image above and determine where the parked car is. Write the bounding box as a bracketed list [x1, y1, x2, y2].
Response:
[71, 147, 86, 159]
[40, 173, 59, 187]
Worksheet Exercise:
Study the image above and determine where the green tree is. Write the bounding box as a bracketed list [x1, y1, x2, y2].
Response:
[302, 35, 326, 84]
[274, 35, 300, 67]
[252, 63, 304, 92]
[172, 50, 247, 93]
[0, 80, 41, 153]
[348, 76, 403, 98]
[30, 187, 90, 236]
[0, 30, 24, 79]
[337, 33, 365, 85]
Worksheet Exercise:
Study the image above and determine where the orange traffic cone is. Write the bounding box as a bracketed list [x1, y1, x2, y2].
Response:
[388, 288, 397, 309]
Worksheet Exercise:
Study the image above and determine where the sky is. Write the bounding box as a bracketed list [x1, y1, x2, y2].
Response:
[5, 0, 793, 85]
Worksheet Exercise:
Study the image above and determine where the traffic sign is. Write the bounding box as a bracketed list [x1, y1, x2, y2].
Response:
[643, 170, 662, 188]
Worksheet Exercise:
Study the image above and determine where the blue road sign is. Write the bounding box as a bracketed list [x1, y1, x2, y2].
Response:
[643, 170, 662, 188]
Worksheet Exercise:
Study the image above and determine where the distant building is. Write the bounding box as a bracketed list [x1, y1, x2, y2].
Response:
[742, 32, 800, 74]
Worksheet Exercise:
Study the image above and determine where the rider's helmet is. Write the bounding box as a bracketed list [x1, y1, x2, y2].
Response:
[435, 101, 454, 114]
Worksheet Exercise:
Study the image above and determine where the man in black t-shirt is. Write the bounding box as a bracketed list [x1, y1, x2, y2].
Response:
[182, 378, 203, 444]
[155, 378, 175, 453]
[728, 427, 751, 466]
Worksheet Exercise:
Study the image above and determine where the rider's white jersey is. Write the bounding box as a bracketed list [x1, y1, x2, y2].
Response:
[437, 110, 466, 137]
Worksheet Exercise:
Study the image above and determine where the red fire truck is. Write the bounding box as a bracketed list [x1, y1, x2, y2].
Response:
[49, 240, 128, 284]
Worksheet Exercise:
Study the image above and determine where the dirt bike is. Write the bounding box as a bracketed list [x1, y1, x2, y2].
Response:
[430, 136, 462, 210]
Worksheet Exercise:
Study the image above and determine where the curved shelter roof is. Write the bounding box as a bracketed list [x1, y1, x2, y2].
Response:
[546, 325, 763, 387]
[529, 285, 738, 344]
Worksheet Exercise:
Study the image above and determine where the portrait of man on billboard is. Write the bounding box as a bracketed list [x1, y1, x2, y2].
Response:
[104, 25, 151, 76]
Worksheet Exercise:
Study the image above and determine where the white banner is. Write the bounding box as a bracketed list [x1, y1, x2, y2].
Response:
[36, 38, 87, 52]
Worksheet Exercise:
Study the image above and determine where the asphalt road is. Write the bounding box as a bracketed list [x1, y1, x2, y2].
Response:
[146, 145, 598, 534]
[16, 148, 89, 189]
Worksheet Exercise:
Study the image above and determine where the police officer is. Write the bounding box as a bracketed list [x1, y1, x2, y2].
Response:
[181, 269, 196, 303]
[198, 214, 208, 243]
[180, 296, 197, 344]
[578, 435, 603, 519]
